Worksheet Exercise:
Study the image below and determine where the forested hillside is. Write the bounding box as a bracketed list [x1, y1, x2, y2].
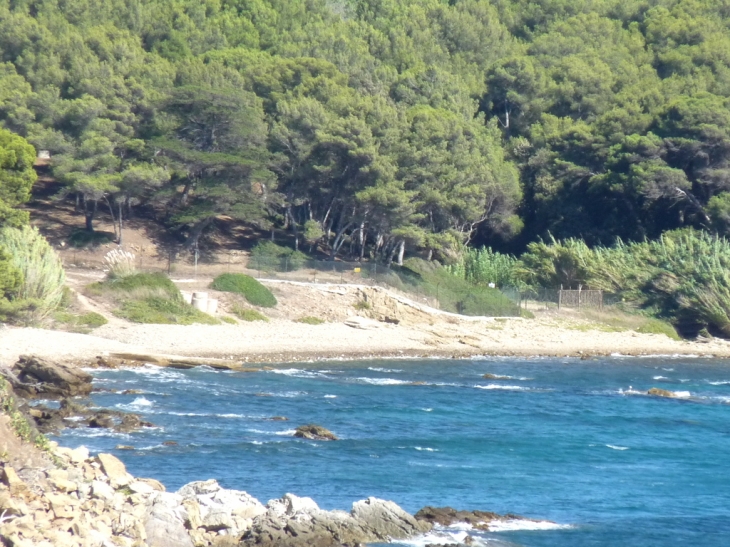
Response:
[1, 0, 730, 262]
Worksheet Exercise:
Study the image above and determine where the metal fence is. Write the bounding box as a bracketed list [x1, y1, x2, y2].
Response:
[60, 248, 617, 318]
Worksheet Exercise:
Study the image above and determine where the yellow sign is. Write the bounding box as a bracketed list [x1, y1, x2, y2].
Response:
[354, 268, 361, 273]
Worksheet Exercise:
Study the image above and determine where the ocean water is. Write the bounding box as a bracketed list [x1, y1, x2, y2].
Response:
[56, 356, 730, 547]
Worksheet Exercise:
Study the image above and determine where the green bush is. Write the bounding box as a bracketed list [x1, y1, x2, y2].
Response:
[296, 316, 325, 325]
[53, 311, 108, 330]
[221, 316, 237, 324]
[232, 305, 269, 322]
[211, 273, 277, 307]
[105, 272, 180, 298]
[249, 241, 310, 272]
[68, 230, 114, 248]
[448, 247, 521, 288]
[0, 225, 66, 320]
[635, 318, 680, 340]
[115, 296, 219, 325]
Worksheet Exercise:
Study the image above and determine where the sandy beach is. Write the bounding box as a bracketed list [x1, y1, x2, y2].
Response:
[2, 268, 729, 366]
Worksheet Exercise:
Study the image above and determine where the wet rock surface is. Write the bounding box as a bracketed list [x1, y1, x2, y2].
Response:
[294, 424, 339, 441]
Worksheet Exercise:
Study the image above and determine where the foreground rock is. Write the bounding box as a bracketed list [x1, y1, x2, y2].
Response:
[294, 424, 338, 441]
[1, 377, 432, 547]
[0, 355, 92, 398]
[240, 494, 432, 547]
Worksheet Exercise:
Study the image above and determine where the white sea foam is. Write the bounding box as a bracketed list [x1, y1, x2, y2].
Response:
[653, 376, 669, 380]
[368, 367, 403, 373]
[674, 391, 691, 398]
[115, 397, 154, 411]
[270, 368, 327, 379]
[606, 444, 629, 451]
[395, 530, 474, 546]
[707, 380, 730, 385]
[487, 519, 573, 532]
[274, 429, 297, 436]
[484, 374, 533, 381]
[421, 408, 433, 412]
[474, 384, 530, 391]
[356, 377, 411, 386]
[414, 446, 438, 452]
[324, 395, 337, 398]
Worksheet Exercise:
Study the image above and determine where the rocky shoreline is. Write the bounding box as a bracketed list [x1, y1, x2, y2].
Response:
[0, 355, 554, 547]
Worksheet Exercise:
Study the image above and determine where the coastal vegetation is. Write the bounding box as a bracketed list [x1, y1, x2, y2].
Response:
[211, 273, 278, 308]
[89, 271, 219, 325]
[232, 306, 269, 322]
[1, 0, 730, 336]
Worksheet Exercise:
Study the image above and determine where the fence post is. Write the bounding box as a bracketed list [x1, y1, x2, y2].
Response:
[558, 289, 562, 310]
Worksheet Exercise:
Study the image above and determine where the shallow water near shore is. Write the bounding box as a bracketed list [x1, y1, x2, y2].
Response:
[56, 356, 730, 546]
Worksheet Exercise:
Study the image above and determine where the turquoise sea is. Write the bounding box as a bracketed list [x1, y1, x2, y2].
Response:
[56, 357, 730, 546]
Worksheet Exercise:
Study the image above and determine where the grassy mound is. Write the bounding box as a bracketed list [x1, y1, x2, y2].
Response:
[89, 272, 218, 325]
[115, 297, 218, 325]
[211, 273, 277, 308]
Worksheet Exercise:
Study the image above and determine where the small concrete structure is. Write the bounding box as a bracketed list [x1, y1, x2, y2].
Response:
[191, 292, 208, 312]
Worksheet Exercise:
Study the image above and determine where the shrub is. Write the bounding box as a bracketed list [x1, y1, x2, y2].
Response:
[211, 273, 277, 307]
[115, 297, 219, 325]
[105, 272, 180, 298]
[448, 247, 521, 288]
[354, 300, 371, 311]
[79, 312, 108, 328]
[249, 241, 310, 271]
[296, 316, 325, 325]
[0, 225, 66, 320]
[53, 311, 108, 330]
[68, 230, 113, 248]
[104, 248, 136, 278]
[231, 305, 269, 322]
[221, 316, 237, 324]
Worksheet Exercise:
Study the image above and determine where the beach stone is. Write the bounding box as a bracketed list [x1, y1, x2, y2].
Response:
[144, 492, 194, 547]
[351, 497, 432, 539]
[97, 453, 132, 488]
[178, 479, 221, 498]
[91, 480, 115, 501]
[128, 480, 157, 496]
[294, 424, 338, 441]
[1, 465, 27, 495]
[343, 316, 380, 330]
[136, 477, 166, 492]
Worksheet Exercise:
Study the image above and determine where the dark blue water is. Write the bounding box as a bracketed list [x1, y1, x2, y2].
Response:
[56, 357, 730, 546]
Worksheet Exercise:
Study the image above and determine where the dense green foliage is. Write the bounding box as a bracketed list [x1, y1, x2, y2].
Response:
[0, 127, 36, 227]
[211, 273, 277, 307]
[512, 230, 730, 337]
[447, 247, 520, 287]
[1, 0, 728, 256]
[400, 258, 520, 316]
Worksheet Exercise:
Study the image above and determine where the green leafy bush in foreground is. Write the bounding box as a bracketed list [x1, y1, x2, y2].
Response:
[211, 273, 277, 308]
[0, 225, 66, 321]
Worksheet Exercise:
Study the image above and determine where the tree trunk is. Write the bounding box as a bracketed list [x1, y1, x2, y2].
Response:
[104, 196, 119, 242]
[118, 201, 124, 247]
[287, 206, 299, 251]
[184, 217, 214, 250]
[84, 198, 97, 232]
[359, 222, 366, 261]
[396, 239, 405, 266]
[330, 222, 354, 259]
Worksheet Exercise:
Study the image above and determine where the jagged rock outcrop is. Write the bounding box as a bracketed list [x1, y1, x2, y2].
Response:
[647, 387, 678, 398]
[415, 505, 554, 533]
[240, 494, 432, 547]
[0, 355, 92, 398]
[294, 424, 338, 441]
